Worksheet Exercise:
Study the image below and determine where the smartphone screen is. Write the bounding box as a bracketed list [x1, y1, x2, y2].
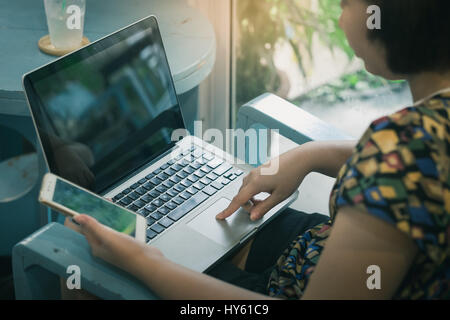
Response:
[53, 178, 137, 236]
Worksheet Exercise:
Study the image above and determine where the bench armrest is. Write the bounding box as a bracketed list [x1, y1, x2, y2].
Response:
[237, 93, 354, 145]
[12, 223, 158, 300]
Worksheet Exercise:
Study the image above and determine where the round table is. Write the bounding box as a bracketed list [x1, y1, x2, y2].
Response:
[0, 0, 216, 256]
[0, 0, 215, 115]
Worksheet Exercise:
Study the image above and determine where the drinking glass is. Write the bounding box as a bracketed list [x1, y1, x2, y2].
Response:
[44, 0, 86, 50]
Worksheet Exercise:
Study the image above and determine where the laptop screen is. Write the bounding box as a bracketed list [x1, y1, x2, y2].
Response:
[24, 16, 185, 194]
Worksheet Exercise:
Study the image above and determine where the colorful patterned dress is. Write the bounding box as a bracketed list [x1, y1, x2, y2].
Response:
[267, 91, 450, 299]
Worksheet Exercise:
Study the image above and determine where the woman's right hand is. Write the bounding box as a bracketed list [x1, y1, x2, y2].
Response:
[216, 147, 312, 221]
[65, 215, 165, 277]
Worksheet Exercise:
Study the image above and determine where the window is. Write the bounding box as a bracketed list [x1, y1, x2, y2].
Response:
[231, 0, 413, 138]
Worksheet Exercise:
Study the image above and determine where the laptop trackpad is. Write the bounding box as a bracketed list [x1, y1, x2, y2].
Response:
[187, 197, 259, 247]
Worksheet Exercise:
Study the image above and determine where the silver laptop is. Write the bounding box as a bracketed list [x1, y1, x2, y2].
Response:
[23, 15, 298, 273]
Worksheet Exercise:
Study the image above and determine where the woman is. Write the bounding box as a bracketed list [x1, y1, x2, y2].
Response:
[67, 0, 450, 299]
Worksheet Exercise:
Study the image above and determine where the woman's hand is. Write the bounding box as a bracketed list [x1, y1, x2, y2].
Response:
[216, 147, 312, 221]
[64, 215, 164, 276]
[216, 140, 356, 221]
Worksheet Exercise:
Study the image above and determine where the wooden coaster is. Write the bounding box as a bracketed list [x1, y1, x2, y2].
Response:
[38, 34, 90, 56]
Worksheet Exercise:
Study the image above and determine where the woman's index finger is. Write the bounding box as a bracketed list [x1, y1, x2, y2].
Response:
[215, 186, 257, 220]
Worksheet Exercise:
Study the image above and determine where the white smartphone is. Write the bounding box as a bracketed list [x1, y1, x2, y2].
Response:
[39, 173, 146, 242]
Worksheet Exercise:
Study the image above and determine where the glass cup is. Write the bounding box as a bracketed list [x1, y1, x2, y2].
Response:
[44, 0, 86, 50]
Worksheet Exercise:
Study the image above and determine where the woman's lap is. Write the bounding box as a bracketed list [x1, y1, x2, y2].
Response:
[206, 208, 330, 294]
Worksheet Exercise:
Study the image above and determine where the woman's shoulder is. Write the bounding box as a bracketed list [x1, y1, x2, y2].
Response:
[385, 93, 447, 129]
[329, 92, 448, 256]
[331, 92, 449, 202]
[355, 93, 449, 156]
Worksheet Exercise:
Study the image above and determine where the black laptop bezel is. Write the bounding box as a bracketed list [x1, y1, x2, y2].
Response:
[23, 15, 187, 195]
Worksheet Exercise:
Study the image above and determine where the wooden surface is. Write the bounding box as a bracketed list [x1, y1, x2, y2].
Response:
[37, 35, 90, 57]
[0, 0, 216, 116]
[13, 223, 158, 299]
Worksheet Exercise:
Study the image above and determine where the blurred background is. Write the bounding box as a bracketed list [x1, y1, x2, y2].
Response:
[191, 0, 412, 138]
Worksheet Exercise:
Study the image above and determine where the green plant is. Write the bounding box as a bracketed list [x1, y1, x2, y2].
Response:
[234, 0, 403, 109]
[235, 0, 351, 105]
[292, 70, 406, 105]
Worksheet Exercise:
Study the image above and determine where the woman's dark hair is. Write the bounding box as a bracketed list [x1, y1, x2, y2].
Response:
[363, 0, 450, 74]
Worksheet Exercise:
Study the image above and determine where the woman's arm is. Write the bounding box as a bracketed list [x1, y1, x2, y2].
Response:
[133, 252, 274, 300]
[298, 140, 357, 178]
[301, 206, 418, 300]
[140, 141, 358, 299]
[67, 204, 417, 300]
[68, 215, 275, 300]
[218, 139, 357, 220]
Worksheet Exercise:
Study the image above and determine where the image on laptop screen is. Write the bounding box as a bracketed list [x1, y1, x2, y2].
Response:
[24, 17, 185, 194]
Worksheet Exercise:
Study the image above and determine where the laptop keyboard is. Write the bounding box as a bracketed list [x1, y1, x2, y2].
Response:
[112, 145, 244, 243]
